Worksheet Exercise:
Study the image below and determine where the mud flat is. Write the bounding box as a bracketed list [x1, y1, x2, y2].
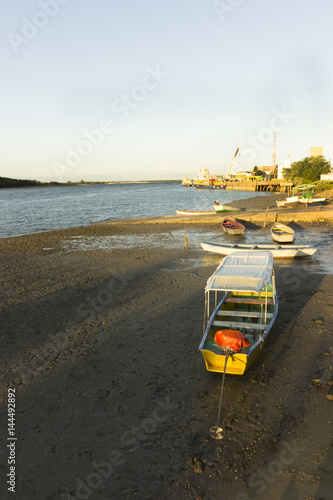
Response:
[0, 193, 332, 499]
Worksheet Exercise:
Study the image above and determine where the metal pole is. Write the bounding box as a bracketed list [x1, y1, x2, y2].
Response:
[210, 351, 230, 439]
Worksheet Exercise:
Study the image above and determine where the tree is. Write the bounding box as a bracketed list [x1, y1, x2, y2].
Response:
[252, 166, 266, 177]
[285, 156, 331, 183]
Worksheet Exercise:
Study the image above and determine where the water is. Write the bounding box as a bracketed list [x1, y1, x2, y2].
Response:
[61, 224, 333, 275]
[0, 182, 271, 238]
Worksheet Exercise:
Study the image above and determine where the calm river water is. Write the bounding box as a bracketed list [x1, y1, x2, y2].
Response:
[0, 182, 271, 238]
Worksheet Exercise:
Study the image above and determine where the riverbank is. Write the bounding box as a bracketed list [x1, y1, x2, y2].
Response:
[98, 190, 333, 227]
[0, 193, 332, 499]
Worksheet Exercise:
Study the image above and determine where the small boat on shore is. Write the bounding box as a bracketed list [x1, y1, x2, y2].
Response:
[222, 218, 245, 236]
[299, 197, 326, 206]
[214, 204, 245, 213]
[276, 184, 326, 208]
[201, 241, 317, 258]
[276, 197, 301, 208]
[199, 251, 278, 375]
[270, 222, 294, 243]
[175, 209, 215, 215]
[276, 197, 326, 208]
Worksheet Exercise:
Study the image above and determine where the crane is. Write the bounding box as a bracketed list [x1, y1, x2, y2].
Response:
[225, 147, 240, 179]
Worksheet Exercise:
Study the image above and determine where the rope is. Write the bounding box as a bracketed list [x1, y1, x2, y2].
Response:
[183, 234, 201, 248]
[209, 348, 233, 440]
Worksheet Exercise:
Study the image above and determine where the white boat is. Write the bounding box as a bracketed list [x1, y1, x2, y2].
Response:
[276, 184, 326, 207]
[276, 196, 302, 208]
[299, 197, 326, 205]
[201, 241, 317, 258]
[199, 251, 278, 375]
[221, 217, 245, 236]
[270, 223, 294, 243]
[175, 209, 215, 215]
[276, 197, 326, 208]
[181, 177, 193, 187]
[214, 204, 245, 213]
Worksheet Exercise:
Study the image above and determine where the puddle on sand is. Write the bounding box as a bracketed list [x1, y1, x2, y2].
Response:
[63, 226, 333, 275]
[205, 226, 333, 275]
[62, 229, 219, 252]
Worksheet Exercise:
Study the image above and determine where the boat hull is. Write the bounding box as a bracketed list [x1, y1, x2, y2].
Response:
[270, 223, 294, 243]
[176, 210, 215, 215]
[300, 198, 326, 205]
[222, 218, 245, 236]
[214, 204, 245, 213]
[199, 291, 278, 374]
[277, 197, 326, 208]
[200, 336, 268, 374]
[201, 241, 317, 258]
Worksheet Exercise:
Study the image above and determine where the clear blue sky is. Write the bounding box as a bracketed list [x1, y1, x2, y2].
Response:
[1, 0, 332, 181]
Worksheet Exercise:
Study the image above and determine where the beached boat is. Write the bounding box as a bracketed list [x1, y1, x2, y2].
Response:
[221, 218, 245, 236]
[276, 197, 326, 208]
[276, 184, 326, 207]
[175, 209, 215, 215]
[276, 197, 302, 208]
[214, 204, 245, 213]
[270, 222, 294, 243]
[299, 197, 326, 205]
[199, 251, 278, 375]
[200, 241, 317, 258]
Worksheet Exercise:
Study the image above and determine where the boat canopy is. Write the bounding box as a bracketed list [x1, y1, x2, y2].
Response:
[292, 184, 315, 198]
[205, 251, 274, 293]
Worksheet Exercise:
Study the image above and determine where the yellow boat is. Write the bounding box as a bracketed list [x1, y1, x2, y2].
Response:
[198, 251, 278, 375]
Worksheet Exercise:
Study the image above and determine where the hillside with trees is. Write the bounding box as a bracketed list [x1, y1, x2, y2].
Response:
[0, 177, 62, 188]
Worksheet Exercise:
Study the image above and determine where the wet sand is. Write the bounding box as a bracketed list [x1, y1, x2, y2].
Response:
[0, 192, 333, 500]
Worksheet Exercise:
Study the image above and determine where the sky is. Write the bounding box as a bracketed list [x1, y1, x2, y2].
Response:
[1, 0, 333, 182]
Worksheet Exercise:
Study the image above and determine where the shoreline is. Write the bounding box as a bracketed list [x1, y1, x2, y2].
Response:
[0, 179, 181, 190]
[97, 191, 333, 227]
[2, 190, 332, 241]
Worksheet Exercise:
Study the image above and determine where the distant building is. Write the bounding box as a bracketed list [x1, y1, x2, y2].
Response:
[260, 166, 276, 180]
[278, 156, 291, 179]
[310, 146, 323, 157]
[260, 166, 275, 174]
[320, 173, 333, 181]
[230, 171, 252, 180]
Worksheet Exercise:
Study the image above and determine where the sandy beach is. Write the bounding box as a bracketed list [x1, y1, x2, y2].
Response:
[1, 192, 333, 500]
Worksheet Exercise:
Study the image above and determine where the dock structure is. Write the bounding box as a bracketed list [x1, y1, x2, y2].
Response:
[255, 180, 293, 193]
[225, 180, 293, 193]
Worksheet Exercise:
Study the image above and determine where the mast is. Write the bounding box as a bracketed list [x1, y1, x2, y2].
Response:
[272, 131, 276, 167]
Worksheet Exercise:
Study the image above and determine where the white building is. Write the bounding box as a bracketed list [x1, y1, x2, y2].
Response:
[320, 173, 333, 181]
[278, 156, 291, 179]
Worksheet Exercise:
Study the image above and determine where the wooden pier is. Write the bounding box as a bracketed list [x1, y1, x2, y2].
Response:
[255, 180, 293, 193]
[224, 180, 293, 193]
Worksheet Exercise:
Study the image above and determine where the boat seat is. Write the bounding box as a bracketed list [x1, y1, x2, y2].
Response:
[225, 298, 274, 305]
[217, 310, 274, 319]
[213, 320, 266, 330]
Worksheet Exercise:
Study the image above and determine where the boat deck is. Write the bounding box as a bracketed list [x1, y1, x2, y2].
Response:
[203, 291, 275, 355]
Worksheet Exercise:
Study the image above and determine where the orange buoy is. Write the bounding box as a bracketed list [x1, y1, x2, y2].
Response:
[214, 330, 250, 352]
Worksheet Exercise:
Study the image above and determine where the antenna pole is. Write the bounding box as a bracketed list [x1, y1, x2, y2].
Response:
[272, 131, 276, 167]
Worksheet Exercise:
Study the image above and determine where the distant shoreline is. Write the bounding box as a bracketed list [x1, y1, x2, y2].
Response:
[0, 178, 181, 189]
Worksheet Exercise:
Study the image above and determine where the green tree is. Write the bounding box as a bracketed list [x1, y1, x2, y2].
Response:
[252, 166, 266, 177]
[285, 156, 331, 183]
